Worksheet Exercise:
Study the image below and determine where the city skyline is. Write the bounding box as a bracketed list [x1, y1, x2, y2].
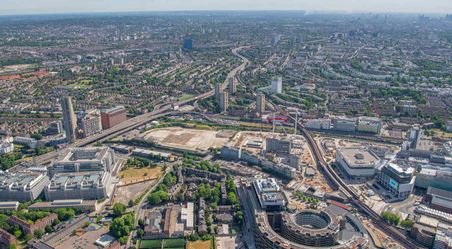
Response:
[1, 0, 452, 15]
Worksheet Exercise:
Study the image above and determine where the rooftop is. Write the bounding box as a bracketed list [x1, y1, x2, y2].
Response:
[338, 147, 380, 168]
[57, 147, 110, 163]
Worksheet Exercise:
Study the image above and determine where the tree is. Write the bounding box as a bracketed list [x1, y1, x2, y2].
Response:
[401, 219, 414, 230]
[34, 229, 45, 239]
[45, 225, 54, 234]
[13, 229, 22, 238]
[128, 200, 134, 208]
[137, 228, 144, 237]
[228, 192, 238, 205]
[113, 203, 127, 217]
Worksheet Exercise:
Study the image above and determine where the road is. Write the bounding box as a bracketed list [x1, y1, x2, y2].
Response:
[32, 45, 251, 166]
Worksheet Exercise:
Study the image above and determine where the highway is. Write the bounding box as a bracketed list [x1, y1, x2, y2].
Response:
[33, 46, 250, 165]
[293, 119, 423, 249]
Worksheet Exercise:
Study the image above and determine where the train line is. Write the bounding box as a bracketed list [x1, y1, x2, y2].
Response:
[291, 116, 422, 249]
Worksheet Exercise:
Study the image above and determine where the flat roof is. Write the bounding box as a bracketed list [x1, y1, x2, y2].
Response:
[338, 147, 380, 168]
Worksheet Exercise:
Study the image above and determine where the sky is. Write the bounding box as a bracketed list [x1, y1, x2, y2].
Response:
[0, 0, 451, 15]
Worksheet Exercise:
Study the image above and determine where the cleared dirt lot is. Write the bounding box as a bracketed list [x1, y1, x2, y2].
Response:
[186, 240, 211, 249]
[140, 127, 234, 153]
[115, 180, 157, 205]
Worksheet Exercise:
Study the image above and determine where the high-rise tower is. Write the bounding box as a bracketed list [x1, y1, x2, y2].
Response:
[61, 96, 77, 143]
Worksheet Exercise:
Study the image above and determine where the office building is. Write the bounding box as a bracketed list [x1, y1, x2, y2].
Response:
[101, 106, 127, 130]
[335, 147, 380, 180]
[228, 77, 237, 93]
[78, 109, 102, 138]
[61, 96, 77, 143]
[256, 93, 265, 114]
[52, 147, 115, 174]
[252, 178, 286, 210]
[183, 37, 193, 51]
[271, 76, 283, 94]
[219, 92, 228, 113]
[0, 172, 49, 201]
[357, 116, 382, 134]
[378, 162, 415, 199]
[45, 171, 113, 201]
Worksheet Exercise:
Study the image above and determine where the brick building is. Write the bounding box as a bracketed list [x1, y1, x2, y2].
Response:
[101, 106, 127, 129]
[9, 213, 58, 235]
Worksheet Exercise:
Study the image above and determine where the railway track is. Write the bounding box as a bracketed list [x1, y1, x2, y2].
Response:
[290, 116, 422, 249]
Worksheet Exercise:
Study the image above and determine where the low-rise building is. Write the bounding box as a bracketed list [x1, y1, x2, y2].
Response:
[13, 136, 38, 149]
[335, 147, 380, 180]
[0, 142, 13, 155]
[9, 213, 58, 235]
[356, 116, 382, 134]
[28, 199, 97, 212]
[332, 117, 356, 132]
[415, 169, 452, 192]
[425, 187, 452, 214]
[252, 178, 286, 211]
[0, 201, 19, 211]
[305, 118, 331, 130]
[0, 228, 17, 248]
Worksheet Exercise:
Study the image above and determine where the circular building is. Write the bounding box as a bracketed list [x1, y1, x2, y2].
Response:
[281, 209, 340, 247]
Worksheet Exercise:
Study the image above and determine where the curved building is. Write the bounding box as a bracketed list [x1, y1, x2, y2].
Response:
[280, 210, 340, 247]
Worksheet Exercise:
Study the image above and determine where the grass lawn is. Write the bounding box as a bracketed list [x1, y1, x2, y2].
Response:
[140, 239, 162, 249]
[186, 240, 211, 249]
[140, 239, 185, 249]
[163, 238, 185, 248]
[178, 94, 194, 102]
[119, 167, 162, 182]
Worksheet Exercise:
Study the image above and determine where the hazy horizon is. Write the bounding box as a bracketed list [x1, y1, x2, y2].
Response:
[0, 0, 451, 16]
